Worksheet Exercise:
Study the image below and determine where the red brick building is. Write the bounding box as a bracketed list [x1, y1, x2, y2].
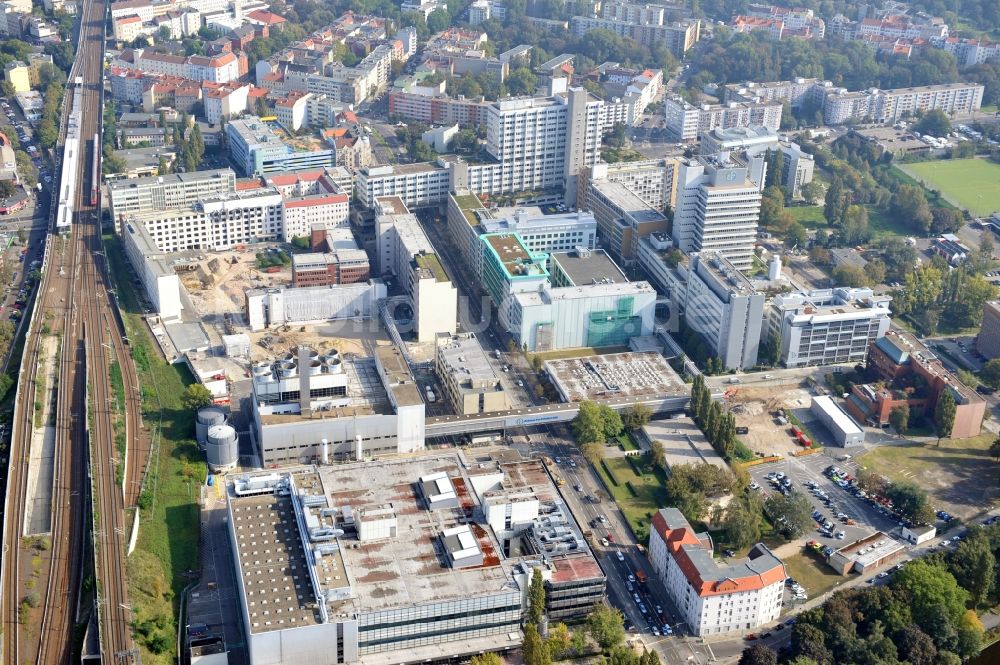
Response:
[847, 330, 986, 438]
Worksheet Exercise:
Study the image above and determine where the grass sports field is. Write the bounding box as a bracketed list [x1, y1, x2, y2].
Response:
[902, 158, 1000, 217]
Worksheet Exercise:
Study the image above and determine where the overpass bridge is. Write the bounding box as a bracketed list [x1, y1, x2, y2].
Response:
[424, 393, 695, 439]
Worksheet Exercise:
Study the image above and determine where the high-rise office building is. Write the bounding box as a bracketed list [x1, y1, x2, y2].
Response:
[672, 153, 762, 271]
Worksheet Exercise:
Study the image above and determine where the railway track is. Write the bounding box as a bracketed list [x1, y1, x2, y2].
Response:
[2, 0, 144, 661]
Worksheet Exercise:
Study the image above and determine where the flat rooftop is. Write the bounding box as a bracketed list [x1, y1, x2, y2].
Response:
[373, 195, 409, 215]
[483, 233, 547, 279]
[414, 252, 449, 282]
[642, 417, 729, 470]
[591, 180, 667, 225]
[551, 249, 626, 286]
[812, 395, 863, 435]
[229, 469, 332, 634]
[319, 455, 508, 614]
[437, 334, 502, 392]
[545, 352, 685, 402]
[375, 343, 423, 407]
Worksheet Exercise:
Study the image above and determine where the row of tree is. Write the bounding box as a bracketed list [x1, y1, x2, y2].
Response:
[690, 375, 742, 461]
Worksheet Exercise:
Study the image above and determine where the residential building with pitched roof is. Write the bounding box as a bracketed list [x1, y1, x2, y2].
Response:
[649, 508, 786, 636]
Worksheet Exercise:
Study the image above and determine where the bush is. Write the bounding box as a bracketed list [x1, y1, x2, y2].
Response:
[601, 460, 620, 486]
[624, 481, 639, 498]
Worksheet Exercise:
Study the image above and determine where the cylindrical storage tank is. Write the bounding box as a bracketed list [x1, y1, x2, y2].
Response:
[206, 424, 238, 473]
[195, 406, 226, 447]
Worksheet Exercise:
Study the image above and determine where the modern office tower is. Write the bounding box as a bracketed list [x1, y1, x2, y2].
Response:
[672, 153, 762, 271]
[700, 126, 815, 196]
[108, 168, 237, 220]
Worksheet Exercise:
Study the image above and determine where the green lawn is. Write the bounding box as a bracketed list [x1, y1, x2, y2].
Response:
[788, 205, 826, 228]
[783, 552, 847, 600]
[858, 433, 999, 520]
[786, 204, 911, 238]
[104, 233, 205, 665]
[594, 455, 668, 543]
[902, 159, 1000, 217]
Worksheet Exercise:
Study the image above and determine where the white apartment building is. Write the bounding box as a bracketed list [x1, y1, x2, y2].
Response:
[482, 87, 603, 202]
[649, 508, 786, 637]
[768, 288, 892, 367]
[677, 252, 764, 370]
[374, 196, 458, 343]
[108, 169, 237, 221]
[584, 159, 678, 213]
[823, 82, 984, 125]
[204, 83, 250, 125]
[480, 209, 598, 256]
[664, 97, 783, 142]
[723, 78, 835, 109]
[132, 187, 284, 252]
[356, 160, 453, 210]
[282, 193, 350, 242]
[121, 218, 183, 320]
[672, 153, 762, 271]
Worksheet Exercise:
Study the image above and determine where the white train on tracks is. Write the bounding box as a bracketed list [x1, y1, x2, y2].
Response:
[55, 76, 85, 234]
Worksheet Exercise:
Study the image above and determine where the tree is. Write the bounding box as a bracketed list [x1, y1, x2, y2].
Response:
[522, 623, 550, 665]
[856, 467, 889, 495]
[800, 180, 823, 204]
[759, 332, 781, 367]
[949, 526, 995, 607]
[832, 264, 869, 288]
[587, 605, 625, 653]
[599, 405, 623, 441]
[738, 644, 777, 665]
[527, 567, 545, 626]
[886, 482, 934, 524]
[889, 404, 909, 435]
[864, 258, 887, 285]
[915, 109, 952, 138]
[981, 359, 1000, 389]
[991, 437, 1000, 462]
[181, 384, 214, 410]
[622, 404, 652, 431]
[470, 654, 504, 665]
[724, 496, 762, 550]
[426, 8, 452, 32]
[892, 559, 969, 628]
[581, 442, 604, 465]
[891, 185, 933, 235]
[572, 401, 606, 445]
[786, 222, 808, 248]
[763, 491, 812, 539]
[157, 155, 170, 176]
[931, 207, 964, 235]
[650, 440, 666, 469]
[546, 623, 570, 660]
[897, 624, 938, 665]
[934, 390, 956, 444]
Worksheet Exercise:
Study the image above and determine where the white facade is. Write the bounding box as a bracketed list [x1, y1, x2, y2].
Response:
[768, 288, 892, 367]
[811, 395, 865, 447]
[357, 162, 452, 210]
[672, 154, 762, 271]
[823, 82, 984, 125]
[246, 282, 386, 331]
[510, 281, 656, 352]
[121, 219, 183, 321]
[108, 169, 237, 220]
[682, 253, 764, 370]
[664, 97, 783, 142]
[282, 194, 350, 241]
[648, 508, 785, 637]
[375, 198, 458, 343]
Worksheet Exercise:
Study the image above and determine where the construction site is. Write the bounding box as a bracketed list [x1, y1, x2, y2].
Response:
[721, 380, 824, 456]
